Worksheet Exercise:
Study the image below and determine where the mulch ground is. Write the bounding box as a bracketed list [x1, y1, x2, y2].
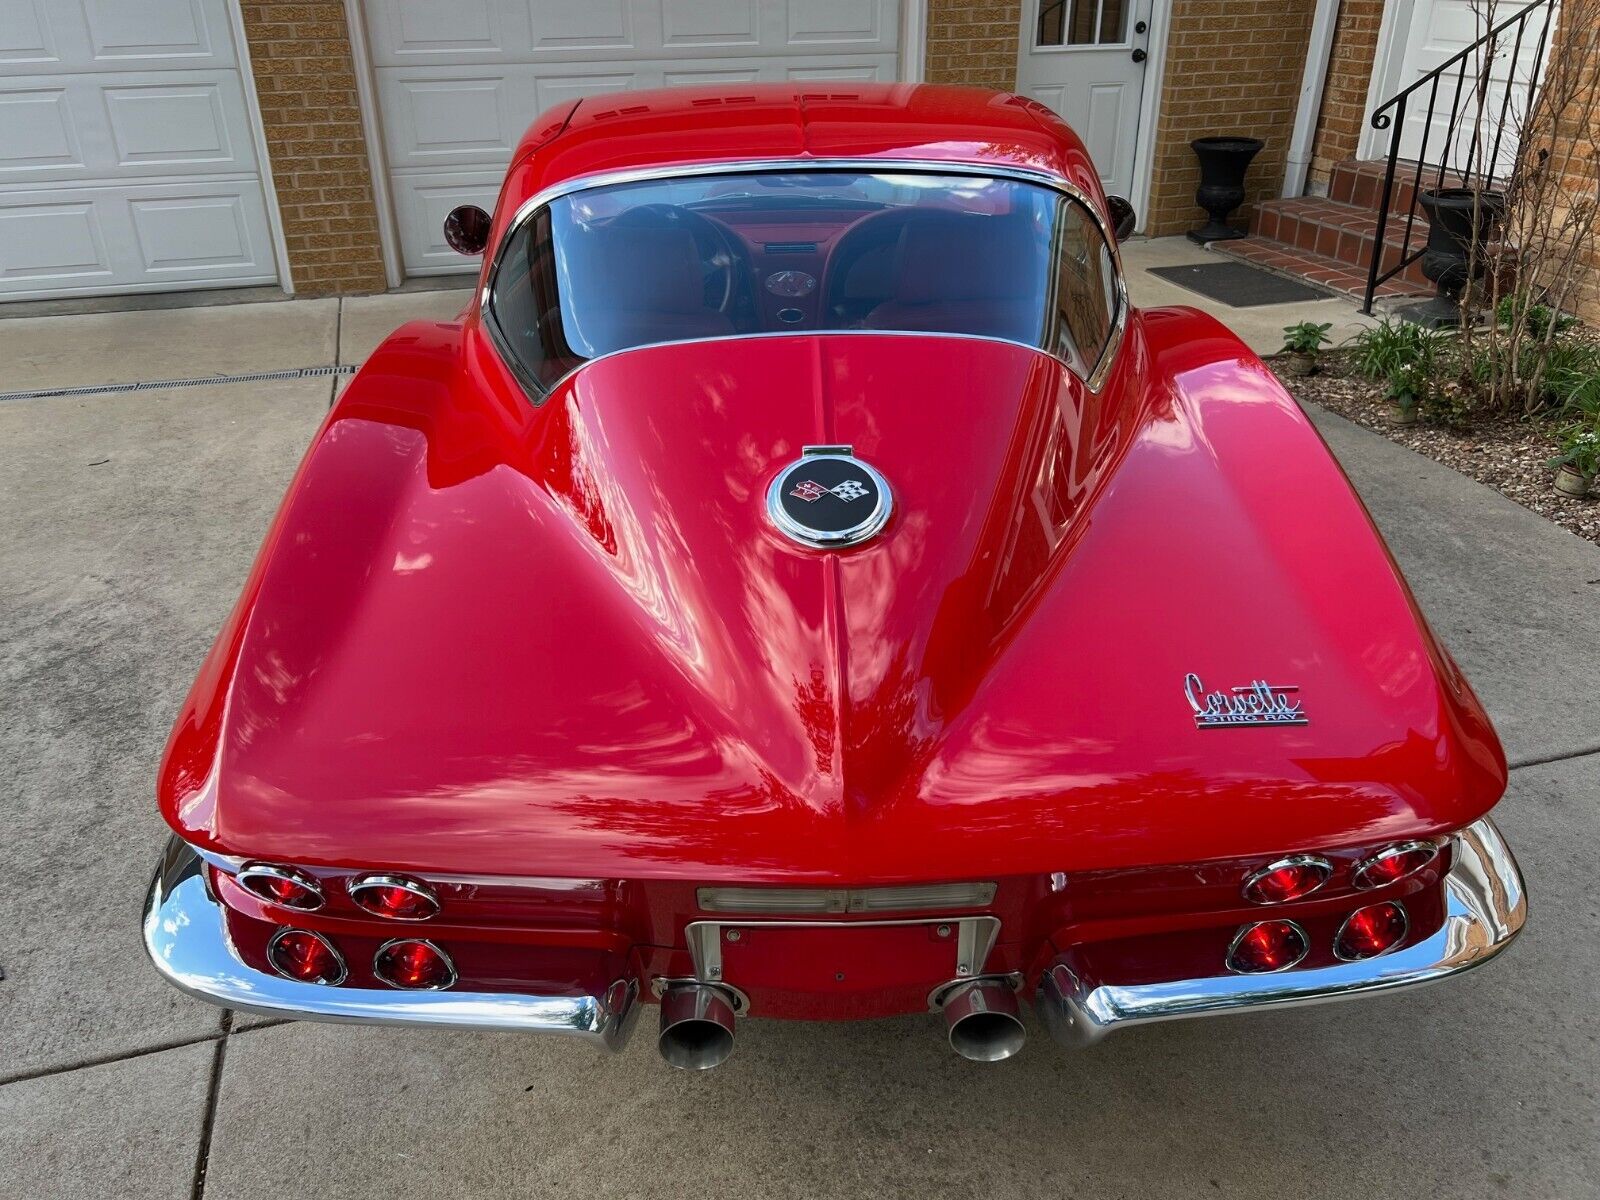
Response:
[1272, 349, 1600, 547]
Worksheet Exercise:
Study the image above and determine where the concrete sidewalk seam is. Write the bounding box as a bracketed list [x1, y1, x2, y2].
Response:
[0, 1015, 294, 1090]
[1509, 742, 1600, 771]
[0, 364, 357, 404]
[189, 1016, 230, 1200]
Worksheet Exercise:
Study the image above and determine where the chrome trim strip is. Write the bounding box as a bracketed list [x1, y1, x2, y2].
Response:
[1040, 817, 1526, 1047]
[477, 157, 1129, 400]
[141, 839, 639, 1049]
[696, 881, 997, 914]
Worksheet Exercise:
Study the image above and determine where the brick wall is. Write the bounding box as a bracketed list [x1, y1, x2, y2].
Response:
[1143, 0, 1318, 237]
[239, 2, 387, 296]
[1308, 0, 1385, 188]
[924, 0, 1021, 89]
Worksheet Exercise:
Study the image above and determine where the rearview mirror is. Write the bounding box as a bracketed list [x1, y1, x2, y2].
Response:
[1106, 196, 1137, 241]
[444, 205, 492, 256]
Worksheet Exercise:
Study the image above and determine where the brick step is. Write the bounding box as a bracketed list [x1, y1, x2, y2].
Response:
[1329, 157, 1503, 220]
[1212, 237, 1432, 302]
[1251, 197, 1434, 287]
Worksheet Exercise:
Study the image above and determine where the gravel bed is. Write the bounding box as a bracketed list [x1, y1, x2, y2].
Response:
[1273, 350, 1600, 547]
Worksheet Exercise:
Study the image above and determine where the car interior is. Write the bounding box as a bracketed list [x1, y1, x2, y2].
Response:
[488, 172, 1115, 391]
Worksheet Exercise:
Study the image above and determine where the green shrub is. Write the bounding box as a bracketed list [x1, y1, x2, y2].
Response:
[1352, 320, 1445, 414]
[1495, 294, 1579, 340]
[1549, 418, 1600, 478]
[1281, 321, 1333, 354]
[1539, 339, 1600, 414]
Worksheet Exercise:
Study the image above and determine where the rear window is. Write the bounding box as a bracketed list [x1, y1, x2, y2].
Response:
[486, 169, 1119, 394]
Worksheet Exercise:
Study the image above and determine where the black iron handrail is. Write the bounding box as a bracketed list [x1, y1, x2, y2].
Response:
[1360, 0, 1558, 312]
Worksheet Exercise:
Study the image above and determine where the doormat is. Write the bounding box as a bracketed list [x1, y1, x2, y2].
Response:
[1146, 261, 1330, 307]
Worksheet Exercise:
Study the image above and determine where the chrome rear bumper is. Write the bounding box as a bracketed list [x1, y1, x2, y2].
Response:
[140, 838, 639, 1049]
[1039, 817, 1526, 1046]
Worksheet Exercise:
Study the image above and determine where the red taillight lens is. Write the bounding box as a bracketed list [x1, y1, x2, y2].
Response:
[1226, 920, 1310, 974]
[1335, 902, 1408, 960]
[267, 929, 346, 984]
[349, 875, 439, 921]
[374, 939, 456, 990]
[1352, 841, 1438, 890]
[1242, 855, 1332, 904]
[238, 864, 324, 911]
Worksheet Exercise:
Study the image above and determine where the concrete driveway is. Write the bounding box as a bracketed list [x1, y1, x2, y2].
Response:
[1, 272, 1596, 1200]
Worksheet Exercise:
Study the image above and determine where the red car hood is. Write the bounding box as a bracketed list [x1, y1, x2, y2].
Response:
[161, 318, 1505, 881]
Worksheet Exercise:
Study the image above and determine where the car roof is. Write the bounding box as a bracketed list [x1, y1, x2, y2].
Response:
[503, 83, 1103, 210]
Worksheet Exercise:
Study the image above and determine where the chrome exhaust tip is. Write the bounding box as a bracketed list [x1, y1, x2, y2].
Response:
[657, 984, 737, 1070]
[940, 979, 1026, 1062]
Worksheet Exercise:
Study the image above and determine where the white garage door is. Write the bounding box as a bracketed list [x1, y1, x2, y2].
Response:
[0, 0, 278, 301]
[362, 0, 904, 275]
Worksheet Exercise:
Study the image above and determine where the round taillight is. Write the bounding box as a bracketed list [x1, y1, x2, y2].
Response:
[374, 939, 456, 990]
[1226, 919, 1310, 974]
[1352, 841, 1439, 890]
[1335, 902, 1409, 960]
[349, 874, 439, 921]
[266, 928, 346, 985]
[1242, 855, 1332, 904]
[238, 863, 324, 911]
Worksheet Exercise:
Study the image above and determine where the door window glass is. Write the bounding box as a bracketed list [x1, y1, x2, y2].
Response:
[1037, 0, 1129, 46]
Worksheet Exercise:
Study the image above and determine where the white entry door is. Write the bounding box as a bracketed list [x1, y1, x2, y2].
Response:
[0, 0, 280, 301]
[1016, 0, 1154, 200]
[362, 0, 905, 276]
[1373, 0, 1558, 179]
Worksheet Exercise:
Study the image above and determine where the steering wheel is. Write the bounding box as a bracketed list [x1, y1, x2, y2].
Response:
[609, 203, 742, 317]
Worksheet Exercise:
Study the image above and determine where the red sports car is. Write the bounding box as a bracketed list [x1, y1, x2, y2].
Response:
[143, 83, 1525, 1069]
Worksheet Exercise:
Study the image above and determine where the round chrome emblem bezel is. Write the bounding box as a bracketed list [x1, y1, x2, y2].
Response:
[766, 448, 893, 550]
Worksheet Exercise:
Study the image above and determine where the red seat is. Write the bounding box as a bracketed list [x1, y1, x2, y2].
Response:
[562, 224, 734, 355]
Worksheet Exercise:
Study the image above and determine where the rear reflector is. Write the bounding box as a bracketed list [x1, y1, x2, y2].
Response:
[348, 874, 439, 921]
[373, 939, 457, 990]
[238, 864, 324, 911]
[266, 928, 346, 985]
[1226, 920, 1310, 974]
[1352, 841, 1438, 890]
[1335, 902, 1409, 960]
[1241, 855, 1332, 905]
[696, 882, 996, 914]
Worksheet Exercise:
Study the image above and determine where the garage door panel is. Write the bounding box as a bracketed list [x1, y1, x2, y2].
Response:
[0, 198, 111, 282]
[0, 0, 238, 75]
[390, 170, 504, 274]
[0, 179, 276, 297]
[0, 70, 258, 181]
[0, 0, 60, 66]
[364, 0, 906, 275]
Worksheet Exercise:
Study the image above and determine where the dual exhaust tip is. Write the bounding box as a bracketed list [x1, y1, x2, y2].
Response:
[656, 978, 1025, 1070]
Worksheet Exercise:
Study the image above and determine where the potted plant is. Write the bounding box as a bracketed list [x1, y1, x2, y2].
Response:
[1548, 422, 1600, 498]
[1280, 321, 1332, 376]
[1353, 320, 1437, 426]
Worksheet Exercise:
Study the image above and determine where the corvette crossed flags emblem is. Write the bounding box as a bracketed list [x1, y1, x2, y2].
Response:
[791, 478, 869, 502]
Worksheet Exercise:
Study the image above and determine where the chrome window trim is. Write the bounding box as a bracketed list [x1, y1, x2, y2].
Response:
[373, 937, 459, 991]
[1240, 853, 1333, 905]
[1333, 902, 1410, 962]
[1224, 919, 1311, 975]
[1352, 839, 1440, 890]
[348, 873, 440, 921]
[477, 157, 1129, 401]
[237, 862, 325, 911]
[266, 927, 348, 986]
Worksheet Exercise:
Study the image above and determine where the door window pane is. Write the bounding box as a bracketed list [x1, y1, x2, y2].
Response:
[1037, 0, 1129, 46]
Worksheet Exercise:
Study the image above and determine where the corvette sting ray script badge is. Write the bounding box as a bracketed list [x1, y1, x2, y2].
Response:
[1185, 673, 1309, 728]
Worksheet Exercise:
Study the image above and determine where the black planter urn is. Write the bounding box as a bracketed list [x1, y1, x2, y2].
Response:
[1418, 186, 1506, 302]
[1187, 136, 1264, 244]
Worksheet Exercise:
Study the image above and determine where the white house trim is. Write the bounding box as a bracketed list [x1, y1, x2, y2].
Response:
[229, 0, 296, 294]
[342, 0, 404, 289]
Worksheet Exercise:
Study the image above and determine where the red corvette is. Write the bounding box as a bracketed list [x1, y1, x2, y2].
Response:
[143, 83, 1525, 1069]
